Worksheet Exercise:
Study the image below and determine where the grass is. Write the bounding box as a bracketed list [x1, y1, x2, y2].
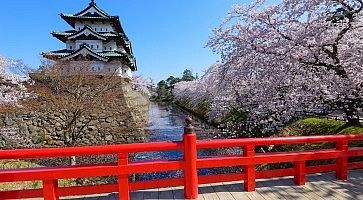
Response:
[0, 160, 76, 191]
[281, 117, 363, 148]
[283, 118, 348, 136]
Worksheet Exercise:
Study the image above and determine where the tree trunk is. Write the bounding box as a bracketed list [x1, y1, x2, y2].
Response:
[343, 103, 360, 126]
[70, 156, 76, 166]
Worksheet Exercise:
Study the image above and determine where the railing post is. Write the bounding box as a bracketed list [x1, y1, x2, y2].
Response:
[43, 180, 59, 200]
[294, 161, 306, 185]
[118, 153, 130, 200]
[243, 145, 255, 192]
[183, 117, 198, 200]
[336, 140, 348, 180]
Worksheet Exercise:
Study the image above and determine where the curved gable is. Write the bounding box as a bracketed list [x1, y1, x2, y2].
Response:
[75, 1, 110, 18]
[61, 45, 108, 62]
[68, 26, 107, 41]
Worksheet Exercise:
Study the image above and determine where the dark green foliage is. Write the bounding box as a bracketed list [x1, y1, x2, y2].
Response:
[328, 7, 353, 23]
[181, 69, 196, 81]
[154, 69, 195, 102]
[193, 101, 209, 118]
[220, 109, 248, 124]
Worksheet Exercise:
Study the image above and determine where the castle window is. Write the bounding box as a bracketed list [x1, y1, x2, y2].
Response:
[95, 28, 97, 31]
[69, 46, 72, 50]
[105, 28, 108, 31]
[124, 70, 127, 73]
[104, 47, 106, 50]
[97, 45, 99, 49]
[100, 28, 103, 31]
[109, 47, 112, 50]
[91, 45, 94, 48]
[98, 67, 100, 71]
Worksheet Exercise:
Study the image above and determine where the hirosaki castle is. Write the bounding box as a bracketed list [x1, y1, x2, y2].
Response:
[42, 0, 136, 79]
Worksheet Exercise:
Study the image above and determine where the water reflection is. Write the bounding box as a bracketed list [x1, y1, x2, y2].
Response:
[133, 102, 241, 180]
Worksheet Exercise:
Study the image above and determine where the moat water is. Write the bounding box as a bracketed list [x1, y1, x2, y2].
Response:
[133, 102, 241, 181]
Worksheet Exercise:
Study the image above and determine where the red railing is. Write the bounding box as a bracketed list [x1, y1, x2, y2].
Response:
[0, 119, 362, 200]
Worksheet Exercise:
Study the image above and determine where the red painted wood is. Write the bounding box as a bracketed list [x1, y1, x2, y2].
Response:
[336, 140, 348, 180]
[243, 145, 255, 192]
[118, 153, 129, 200]
[0, 173, 249, 199]
[58, 184, 118, 196]
[0, 164, 119, 182]
[253, 150, 347, 164]
[0, 134, 362, 199]
[183, 133, 198, 199]
[346, 148, 363, 157]
[197, 155, 249, 168]
[124, 160, 184, 174]
[0, 189, 43, 199]
[196, 149, 359, 169]
[199, 173, 245, 184]
[130, 178, 183, 190]
[256, 168, 294, 179]
[348, 161, 363, 169]
[0, 141, 183, 159]
[306, 164, 336, 174]
[43, 180, 59, 200]
[197, 135, 363, 149]
[294, 161, 306, 185]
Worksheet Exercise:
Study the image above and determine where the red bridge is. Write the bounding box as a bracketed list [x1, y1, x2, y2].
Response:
[0, 120, 362, 200]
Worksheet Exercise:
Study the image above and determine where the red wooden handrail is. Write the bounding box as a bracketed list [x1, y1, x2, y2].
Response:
[0, 121, 362, 200]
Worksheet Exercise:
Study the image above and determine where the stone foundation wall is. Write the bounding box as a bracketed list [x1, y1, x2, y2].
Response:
[0, 83, 150, 150]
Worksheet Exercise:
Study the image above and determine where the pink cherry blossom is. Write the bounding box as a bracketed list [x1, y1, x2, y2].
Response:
[175, 0, 363, 135]
[0, 55, 28, 107]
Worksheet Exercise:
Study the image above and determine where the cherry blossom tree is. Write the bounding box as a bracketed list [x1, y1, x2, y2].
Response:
[132, 75, 152, 96]
[174, 0, 363, 136]
[204, 0, 363, 133]
[0, 55, 28, 108]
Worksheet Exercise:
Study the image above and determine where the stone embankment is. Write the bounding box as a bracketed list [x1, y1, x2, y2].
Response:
[0, 83, 149, 150]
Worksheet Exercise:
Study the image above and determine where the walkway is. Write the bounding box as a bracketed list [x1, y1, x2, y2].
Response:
[62, 170, 363, 200]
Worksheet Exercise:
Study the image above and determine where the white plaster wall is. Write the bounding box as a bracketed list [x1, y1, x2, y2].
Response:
[104, 61, 131, 78]
[122, 66, 132, 78]
[75, 21, 114, 32]
[103, 41, 117, 51]
[66, 40, 75, 50]
[75, 40, 103, 52]
[67, 61, 104, 73]
[61, 60, 132, 78]
[105, 60, 121, 75]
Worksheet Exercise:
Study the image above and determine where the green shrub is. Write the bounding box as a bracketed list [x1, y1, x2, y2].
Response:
[283, 118, 346, 136]
[338, 126, 363, 134]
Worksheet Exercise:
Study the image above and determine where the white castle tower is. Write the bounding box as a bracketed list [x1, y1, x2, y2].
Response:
[42, 0, 136, 80]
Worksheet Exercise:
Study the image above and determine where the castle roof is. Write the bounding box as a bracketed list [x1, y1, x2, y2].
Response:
[43, 0, 137, 71]
[52, 28, 129, 44]
[42, 45, 136, 71]
[67, 25, 107, 41]
[74, 0, 111, 17]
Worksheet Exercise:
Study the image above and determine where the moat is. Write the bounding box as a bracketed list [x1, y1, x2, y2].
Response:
[134, 102, 240, 180]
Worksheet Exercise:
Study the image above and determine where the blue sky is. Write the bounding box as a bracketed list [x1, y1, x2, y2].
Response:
[0, 0, 243, 82]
